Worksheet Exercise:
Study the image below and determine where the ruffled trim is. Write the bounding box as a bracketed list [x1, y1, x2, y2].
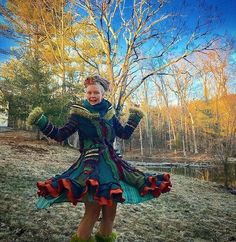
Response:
[140, 173, 172, 197]
[37, 178, 124, 207]
[27, 107, 43, 125]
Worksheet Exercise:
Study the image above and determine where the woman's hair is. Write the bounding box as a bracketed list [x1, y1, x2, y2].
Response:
[84, 75, 110, 92]
[90, 82, 105, 94]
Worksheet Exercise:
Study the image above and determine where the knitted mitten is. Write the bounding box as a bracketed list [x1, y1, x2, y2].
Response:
[95, 232, 117, 242]
[125, 107, 144, 130]
[27, 107, 48, 129]
[70, 234, 95, 242]
[129, 107, 144, 120]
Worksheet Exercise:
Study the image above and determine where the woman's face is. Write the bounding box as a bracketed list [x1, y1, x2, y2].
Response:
[85, 84, 104, 105]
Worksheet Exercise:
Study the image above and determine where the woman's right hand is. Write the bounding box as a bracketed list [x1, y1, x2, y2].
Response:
[27, 107, 44, 126]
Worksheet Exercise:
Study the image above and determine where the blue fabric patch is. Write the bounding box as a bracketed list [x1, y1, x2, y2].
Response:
[120, 181, 153, 204]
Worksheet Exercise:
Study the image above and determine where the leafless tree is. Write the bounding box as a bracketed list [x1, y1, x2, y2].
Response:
[74, 0, 221, 114]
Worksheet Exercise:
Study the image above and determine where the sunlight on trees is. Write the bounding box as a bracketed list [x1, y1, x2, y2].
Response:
[0, 0, 235, 163]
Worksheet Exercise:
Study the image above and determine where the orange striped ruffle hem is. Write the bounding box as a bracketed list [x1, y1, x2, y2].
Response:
[37, 178, 124, 207]
[140, 173, 172, 197]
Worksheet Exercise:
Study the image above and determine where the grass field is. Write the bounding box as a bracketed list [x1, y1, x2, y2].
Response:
[0, 131, 235, 242]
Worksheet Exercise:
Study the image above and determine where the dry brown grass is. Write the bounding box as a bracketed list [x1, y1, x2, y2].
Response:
[0, 131, 235, 242]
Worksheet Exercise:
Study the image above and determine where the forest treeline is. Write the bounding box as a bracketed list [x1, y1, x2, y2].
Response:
[0, 0, 235, 159]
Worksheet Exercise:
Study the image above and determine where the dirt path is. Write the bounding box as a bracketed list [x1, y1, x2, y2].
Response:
[0, 131, 235, 242]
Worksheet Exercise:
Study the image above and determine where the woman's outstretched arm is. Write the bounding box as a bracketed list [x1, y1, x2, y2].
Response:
[113, 107, 144, 140]
[27, 107, 80, 142]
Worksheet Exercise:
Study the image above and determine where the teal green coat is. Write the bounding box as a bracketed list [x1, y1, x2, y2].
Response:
[36, 99, 171, 209]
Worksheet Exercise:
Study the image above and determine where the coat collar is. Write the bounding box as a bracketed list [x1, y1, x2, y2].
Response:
[70, 99, 115, 120]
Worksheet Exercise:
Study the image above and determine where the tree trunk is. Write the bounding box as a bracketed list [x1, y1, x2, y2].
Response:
[170, 116, 177, 154]
[181, 115, 186, 157]
[139, 124, 143, 156]
[149, 120, 153, 156]
[189, 111, 198, 154]
[167, 118, 172, 150]
[184, 116, 188, 153]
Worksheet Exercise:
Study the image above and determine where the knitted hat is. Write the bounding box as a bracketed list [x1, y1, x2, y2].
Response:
[84, 75, 110, 92]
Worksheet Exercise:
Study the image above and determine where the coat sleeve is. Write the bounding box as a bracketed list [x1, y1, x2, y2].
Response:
[39, 114, 80, 142]
[113, 108, 144, 140]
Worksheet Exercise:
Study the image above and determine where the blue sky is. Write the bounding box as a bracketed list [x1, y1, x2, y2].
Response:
[215, 0, 236, 38]
[0, 0, 236, 63]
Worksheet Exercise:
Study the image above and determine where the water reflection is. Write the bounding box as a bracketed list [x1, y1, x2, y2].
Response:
[149, 163, 236, 189]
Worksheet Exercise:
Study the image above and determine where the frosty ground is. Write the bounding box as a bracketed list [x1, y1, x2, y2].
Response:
[0, 131, 235, 242]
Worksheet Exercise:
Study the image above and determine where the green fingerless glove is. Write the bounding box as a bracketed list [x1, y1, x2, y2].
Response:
[27, 107, 48, 129]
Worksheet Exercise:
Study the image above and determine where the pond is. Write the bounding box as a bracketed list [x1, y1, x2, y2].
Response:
[135, 162, 236, 189]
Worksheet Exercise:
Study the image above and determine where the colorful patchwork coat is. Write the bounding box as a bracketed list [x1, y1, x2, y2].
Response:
[35, 99, 171, 208]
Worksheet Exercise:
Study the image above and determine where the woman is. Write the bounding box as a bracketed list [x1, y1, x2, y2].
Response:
[27, 75, 171, 242]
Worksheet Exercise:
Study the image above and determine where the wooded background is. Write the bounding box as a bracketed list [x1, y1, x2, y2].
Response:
[0, 0, 235, 160]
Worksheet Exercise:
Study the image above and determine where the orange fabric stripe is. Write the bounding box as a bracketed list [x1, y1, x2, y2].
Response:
[37, 178, 125, 207]
[140, 175, 171, 197]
